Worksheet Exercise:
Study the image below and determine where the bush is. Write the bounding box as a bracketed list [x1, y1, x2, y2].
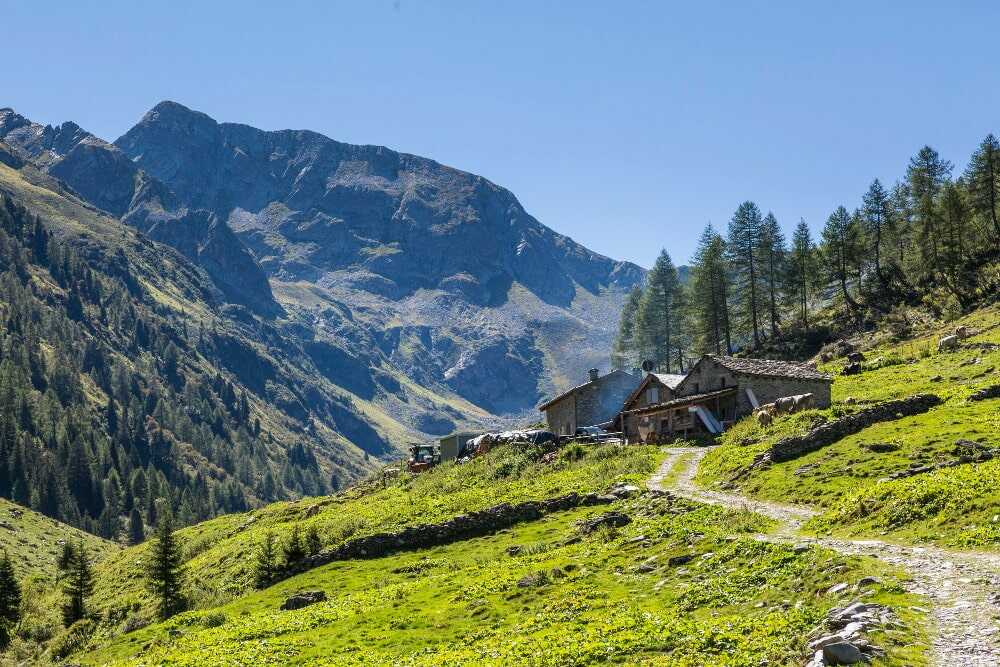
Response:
[48, 617, 96, 660]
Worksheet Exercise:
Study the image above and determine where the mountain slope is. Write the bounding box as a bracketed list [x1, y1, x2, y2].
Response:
[113, 101, 644, 413]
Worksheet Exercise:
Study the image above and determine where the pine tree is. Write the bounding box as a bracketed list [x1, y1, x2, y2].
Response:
[759, 212, 786, 338]
[964, 133, 1000, 242]
[127, 508, 145, 545]
[253, 531, 278, 589]
[282, 524, 306, 565]
[635, 250, 684, 372]
[688, 225, 732, 354]
[726, 201, 767, 349]
[907, 146, 953, 275]
[61, 541, 93, 626]
[939, 182, 969, 280]
[611, 287, 642, 370]
[0, 550, 21, 650]
[787, 219, 816, 328]
[862, 178, 894, 283]
[821, 206, 861, 321]
[148, 512, 185, 620]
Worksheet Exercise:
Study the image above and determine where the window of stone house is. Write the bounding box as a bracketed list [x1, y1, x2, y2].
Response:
[647, 386, 659, 404]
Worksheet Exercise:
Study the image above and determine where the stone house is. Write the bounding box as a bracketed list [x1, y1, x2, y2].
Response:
[538, 369, 639, 436]
[620, 355, 832, 443]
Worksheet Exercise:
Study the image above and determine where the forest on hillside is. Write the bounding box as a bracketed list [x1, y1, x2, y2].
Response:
[613, 138, 1000, 371]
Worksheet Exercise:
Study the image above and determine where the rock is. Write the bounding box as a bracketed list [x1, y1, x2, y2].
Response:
[929, 375, 943, 382]
[822, 641, 864, 664]
[578, 511, 632, 534]
[506, 545, 523, 557]
[280, 590, 327, 611]
[847, 351, 865, 363]
[517, 572, 549, 588]
[970, 384, 1000, 402]
[303, 504, 320, 518]
[938, 335, 959, 352]
[667, 554, 694, 567]
[857, 576, 879, 587]
[827, 582, 850, 596]
[609, 484, 641, 499]
[956, 325, 970, 339]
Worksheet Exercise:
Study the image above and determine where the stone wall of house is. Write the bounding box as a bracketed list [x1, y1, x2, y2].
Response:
[544, 396, 576, 436]
[679, 359, 831, 418]
[575, 372, 640, 427]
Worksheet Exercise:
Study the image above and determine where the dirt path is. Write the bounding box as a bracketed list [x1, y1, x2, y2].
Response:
[649, 446, 1000, 667]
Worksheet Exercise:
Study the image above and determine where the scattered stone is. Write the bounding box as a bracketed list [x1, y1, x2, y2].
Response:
[822, 641, 864, 665]
[667, 554, 694, 567]
[516, 572, 549, 588]
[929, 375, 943, 382]
[841, 362, 863, 376]
[970, 384, 1000, 402]
[303, 504, 320, 518]
[578, 511, 632, 534]
[846, 351, 865, 363]
[280, 590, 327, 611]
[827, 582, 850, 596]
[506, 545, 523, 557]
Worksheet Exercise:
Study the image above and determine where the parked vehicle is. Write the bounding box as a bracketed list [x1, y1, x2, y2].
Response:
[407, 443, 440, 472]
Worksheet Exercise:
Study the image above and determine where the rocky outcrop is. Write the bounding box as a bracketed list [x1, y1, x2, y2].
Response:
[280, 590, 326, 611]
[970, 384, 1000, 402]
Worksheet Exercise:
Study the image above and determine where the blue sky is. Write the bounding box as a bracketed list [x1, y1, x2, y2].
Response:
[5, 1, 1000, 268]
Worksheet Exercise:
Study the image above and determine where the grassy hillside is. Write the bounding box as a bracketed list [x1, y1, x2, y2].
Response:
[80, 469, 925, 667]
[87, 444, 662, 632]
[697, 304, 1000, 546]
[0, 498, 116, 581]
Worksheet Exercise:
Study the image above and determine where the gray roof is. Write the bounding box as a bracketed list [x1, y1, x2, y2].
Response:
[652, 373, 686, 389]
[706, 355, 832, 382]
[537, 369, 637, 411]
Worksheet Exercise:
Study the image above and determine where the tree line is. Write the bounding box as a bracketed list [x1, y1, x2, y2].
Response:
[613, 138, 1000, 370]
[0, 195, 327, 540]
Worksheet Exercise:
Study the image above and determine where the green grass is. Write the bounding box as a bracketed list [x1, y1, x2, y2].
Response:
[697, 305, 1000, 546]
[88, 444, 664, 629]
[79, 494, 926, 667]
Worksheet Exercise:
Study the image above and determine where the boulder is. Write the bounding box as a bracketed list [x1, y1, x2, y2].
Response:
[841, 362, 862, 376]
[280, 590, 327, 611]
[822, 641, 864, 665]
[846, 351, 865, 363]
[578, 511, 632, 534]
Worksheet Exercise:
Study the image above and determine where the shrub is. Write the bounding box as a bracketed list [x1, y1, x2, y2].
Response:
[48, 617, 96, 660]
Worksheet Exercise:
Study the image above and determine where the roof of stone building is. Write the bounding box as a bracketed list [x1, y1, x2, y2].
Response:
[537, 369, 637, 411]
[652, 373, 686, 389]
[706, 355, 832, 382]
[624, 386, 738, 415]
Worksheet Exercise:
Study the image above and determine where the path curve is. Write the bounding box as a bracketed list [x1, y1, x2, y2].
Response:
[649, 446, 1000, 667]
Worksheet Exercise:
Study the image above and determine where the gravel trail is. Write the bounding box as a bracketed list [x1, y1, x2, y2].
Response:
[649, 446, 1000, 667]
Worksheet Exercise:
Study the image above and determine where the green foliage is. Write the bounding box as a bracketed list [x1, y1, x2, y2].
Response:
[61, 541, 94, 627]
[0, 550, 21, 650]
[148, 513, 185, 621]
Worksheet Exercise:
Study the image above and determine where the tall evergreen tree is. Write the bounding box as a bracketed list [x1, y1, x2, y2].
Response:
[61, 541, 93, 626]
[611, 287, 642, 370]
[253, 531, 278, 589]
[759, 212, 787, 338]
[635, 250, 685, 372]
[787, 219, 816, 328]
[689, 225, 732, 354]
[821, 206, 862, 321]
[907, 146, 953, 275]
[964, 133, 1000, 242]
[282, 523, 307, 566]
[862, 178, 894, 283]
[127, 507, 145, 546]
[148, 512, 185, 620]
[0, 550, 20, 650]
[726, 201, 767, 348]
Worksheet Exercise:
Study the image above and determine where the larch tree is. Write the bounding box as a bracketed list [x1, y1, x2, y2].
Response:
[939, 182, 969, 280]
[964, 133, 1000, 243]
[726, 201, 767, 349]
[759, 212, 787, 338]
[787, 219, 816, 328]
[689, 226, 732, 355]
[862, 178, 894, 283]
[906, 146, 953, 276]
[611, 286, 643, 370]
[821, 206, 861, 321]
[61, 541, 93, 627]
[635, 250, 685, 372]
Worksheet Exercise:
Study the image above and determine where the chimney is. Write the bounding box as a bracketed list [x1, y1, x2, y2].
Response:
[588, 368, 599, 382]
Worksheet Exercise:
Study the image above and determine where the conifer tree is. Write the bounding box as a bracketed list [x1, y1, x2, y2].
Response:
[0, 550, 21, 650]
[907, 146, 953, 275]
[148, 512, 185, 620]
[305, 525, 322, 556]
[821, 206, 861, 320]
[862, 178, 894, 283]
[253, 531, 278, 589]
[611, 287, 642, 370]
[727, 201, 767, 349]
[689, 226, 732, 354]
[127, 508, 145, 545]
[635, 250, 684, 372]
[964, 133, 1000, 242]
[61, 541, 93, 626]
[787, 219, 816, 328]
[282, 524, 306, 565]
[759, 212, 787, 338]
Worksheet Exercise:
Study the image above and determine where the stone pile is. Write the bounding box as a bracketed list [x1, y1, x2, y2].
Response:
[280, 590, 327, 611]
[882, 439, 998, 481]
[804, 601, 895, 666]
[970, 384, 1000, 402]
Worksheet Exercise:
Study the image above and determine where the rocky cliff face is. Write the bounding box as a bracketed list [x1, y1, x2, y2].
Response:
[115, 101, 644, 412]
[1, 100, 642, 440]
[0, 108, 279, 317]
